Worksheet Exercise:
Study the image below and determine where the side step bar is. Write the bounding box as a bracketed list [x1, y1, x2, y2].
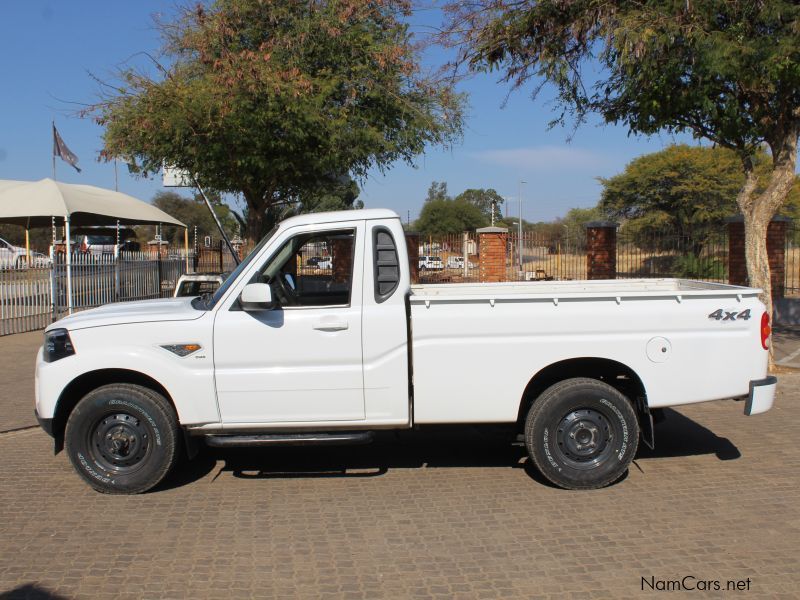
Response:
[204, 431, 375, 448]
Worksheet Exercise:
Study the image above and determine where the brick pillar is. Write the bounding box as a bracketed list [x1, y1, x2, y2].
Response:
[585, 222, 618, 280]
[768, 218, 788, 299]
[727, 216, 789, 298]
[405, 232, 420, 284]
[331, 237, 353, 283]
[477, 227, 508, 283]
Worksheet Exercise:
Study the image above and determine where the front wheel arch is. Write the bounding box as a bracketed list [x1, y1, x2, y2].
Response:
[52, 369, 175, 452]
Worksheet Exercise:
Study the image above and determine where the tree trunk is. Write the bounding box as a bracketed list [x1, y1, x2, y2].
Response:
[243, 190, 268, 242]
[736, 131, 799, 369]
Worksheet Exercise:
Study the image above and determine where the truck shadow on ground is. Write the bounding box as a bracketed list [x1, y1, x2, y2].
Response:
[158, 408, 740, 492]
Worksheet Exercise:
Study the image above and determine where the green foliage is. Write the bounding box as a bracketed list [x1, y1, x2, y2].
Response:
[414, 182, 488, 234]
[453, 188, 505, 221]
[148, 191, 239, 246]
[671, 254, 726, 280]
[600, 145, 743, 249]
[93, 0, 464, 240]
[448, 1, 800, 159]
[425, 181, 450, 204]
[558, 206, 604, 241]
[446, 0, 800, 306]
[600, 145, 800, 251]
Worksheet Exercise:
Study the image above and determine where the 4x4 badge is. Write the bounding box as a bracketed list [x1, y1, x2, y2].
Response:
[708, 308, 751, 321]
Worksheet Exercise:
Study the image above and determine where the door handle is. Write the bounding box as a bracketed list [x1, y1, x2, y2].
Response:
[312, 319, 349, 332]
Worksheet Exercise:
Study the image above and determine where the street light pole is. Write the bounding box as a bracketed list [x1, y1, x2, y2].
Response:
[518, 180, 526, 274]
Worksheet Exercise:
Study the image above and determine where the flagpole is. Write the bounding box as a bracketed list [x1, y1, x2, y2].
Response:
[52, 121, 56, 181]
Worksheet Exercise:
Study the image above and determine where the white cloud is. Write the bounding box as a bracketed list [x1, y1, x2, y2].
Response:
[469, 146, 613, 172]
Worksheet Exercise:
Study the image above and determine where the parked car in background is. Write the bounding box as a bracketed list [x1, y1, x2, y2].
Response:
[419, 255, 444, 270]
[306, 256, 332, 269]
[174, 273, 228, 298]
[29, 252, 52, 268]
[446, 256, 477, 270]
[0, 237, 30, 269]
[76, 227, 140, 256]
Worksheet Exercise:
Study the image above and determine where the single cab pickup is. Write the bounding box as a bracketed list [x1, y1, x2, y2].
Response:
[35, 209, 776, 494]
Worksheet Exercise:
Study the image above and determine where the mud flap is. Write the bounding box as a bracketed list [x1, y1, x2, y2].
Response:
[636, 396, 655, 450]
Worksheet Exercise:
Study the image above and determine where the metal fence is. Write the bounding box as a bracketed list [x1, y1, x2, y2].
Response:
[507, 232, 587, 281]
[0, 250, 192, 336]
[418, 233, 480, 284]
[786, 224, 800, 296]
[616, 230, 728, 282]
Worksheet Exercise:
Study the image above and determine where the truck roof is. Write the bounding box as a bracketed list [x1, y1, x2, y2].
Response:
[279, 208, 399, 229]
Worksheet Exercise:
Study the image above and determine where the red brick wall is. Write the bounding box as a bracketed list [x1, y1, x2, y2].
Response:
[477, 228, 508, 282]
[405, 233, 420, 284]
[586, 224, 617, 280]
[727, 218, 787, 298]
[331, 237, 353, 283]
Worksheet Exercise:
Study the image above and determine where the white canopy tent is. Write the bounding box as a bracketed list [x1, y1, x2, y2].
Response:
[0, 178, 186, 313]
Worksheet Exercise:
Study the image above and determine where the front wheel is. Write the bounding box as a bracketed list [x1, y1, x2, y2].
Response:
[65, 384, 180, 494]
[525, 378, 639, 490]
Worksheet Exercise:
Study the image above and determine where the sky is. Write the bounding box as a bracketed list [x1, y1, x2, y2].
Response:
[0, 1, 697, 225]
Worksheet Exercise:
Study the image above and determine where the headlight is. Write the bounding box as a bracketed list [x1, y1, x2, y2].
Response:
[43, 328, 75, 363]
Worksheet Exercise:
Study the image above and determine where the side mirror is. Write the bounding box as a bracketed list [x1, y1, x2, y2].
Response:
[240, 283, 274, 311]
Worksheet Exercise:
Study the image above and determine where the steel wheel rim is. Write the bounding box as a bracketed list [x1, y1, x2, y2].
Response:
[554, 405, 617, 470]
[88, 412, 152, 474]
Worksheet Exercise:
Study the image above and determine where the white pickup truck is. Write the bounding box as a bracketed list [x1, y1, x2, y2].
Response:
[35, 209, 776, 494]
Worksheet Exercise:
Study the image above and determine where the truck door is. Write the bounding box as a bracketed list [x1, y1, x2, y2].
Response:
[213, 223, 365, 424]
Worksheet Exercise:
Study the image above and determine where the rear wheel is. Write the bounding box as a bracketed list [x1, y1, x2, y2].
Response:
[65, 384, 179, 494]
[525, 378, 639, 490]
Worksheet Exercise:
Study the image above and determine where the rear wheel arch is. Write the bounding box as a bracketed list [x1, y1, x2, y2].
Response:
[518, 357, 652, 446]
[52, 369, 176, 450]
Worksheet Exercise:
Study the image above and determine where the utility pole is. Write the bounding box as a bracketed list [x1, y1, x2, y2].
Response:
[518, 180, 526, 274]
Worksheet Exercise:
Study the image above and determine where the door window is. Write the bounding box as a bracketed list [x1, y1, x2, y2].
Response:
[257, 229, 355, 307]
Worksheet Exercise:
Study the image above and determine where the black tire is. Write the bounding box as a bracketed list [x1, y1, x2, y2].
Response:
[525, 378, 639, 490]
[65, 384, 180, 494]
[15, 257, 27, 270]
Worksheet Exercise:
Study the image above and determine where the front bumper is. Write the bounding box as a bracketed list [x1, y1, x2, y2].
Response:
[35, 408, 54, 437]
[744, 376, 777, 416]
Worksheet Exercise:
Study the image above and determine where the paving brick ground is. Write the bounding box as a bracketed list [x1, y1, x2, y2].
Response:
[0, 331, 41, 432]
[0, 332, 798, 599]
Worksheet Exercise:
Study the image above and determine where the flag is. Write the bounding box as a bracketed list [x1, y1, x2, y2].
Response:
[52, 123, 81, 173]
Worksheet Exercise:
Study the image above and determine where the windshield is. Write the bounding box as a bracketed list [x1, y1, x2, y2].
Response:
[195, 226, 278, 310]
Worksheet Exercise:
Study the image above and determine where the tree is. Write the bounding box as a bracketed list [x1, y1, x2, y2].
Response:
[148, 191, 240, 246]
[453, 188, 504, 222]
[425, 181, 450, 204]
[91, 0, 463, 241]
[600, 145, 745, 252]
[559, 207, 604, 243]
[414, 183, 487, 234]
[445, 0, 800, 329]
[600, 145, 800, 253]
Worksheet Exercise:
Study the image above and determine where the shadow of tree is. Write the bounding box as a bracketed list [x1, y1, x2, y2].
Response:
[0, 584, 71, 600]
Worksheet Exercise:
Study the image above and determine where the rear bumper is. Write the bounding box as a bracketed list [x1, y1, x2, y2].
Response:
[744, 376, 777, 416]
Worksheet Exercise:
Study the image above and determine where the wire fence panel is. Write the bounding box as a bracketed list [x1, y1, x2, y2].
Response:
[616, 230, 728, 282]
[0, 250, 193, 336]
[506, 232, 587, 282]
[786, 224, 800, 297]
[418, 233, 480, 284]
[0, 265, 52, 335]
